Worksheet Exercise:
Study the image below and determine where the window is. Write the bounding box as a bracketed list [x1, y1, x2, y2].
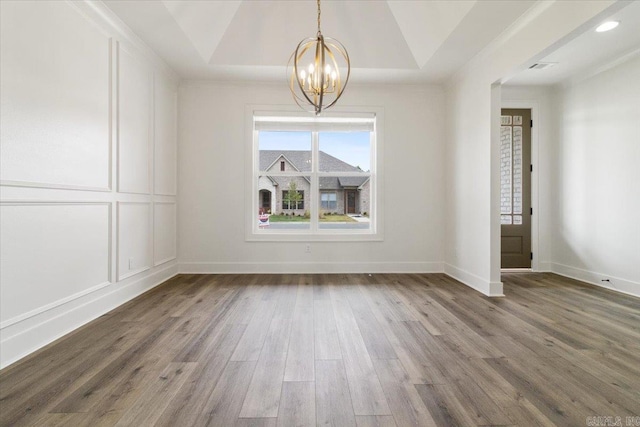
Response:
[248, 109, 382, 241]
[282, 190, 304, 210]
[321, 192, 337, 210]
[500, 115, 522, 225]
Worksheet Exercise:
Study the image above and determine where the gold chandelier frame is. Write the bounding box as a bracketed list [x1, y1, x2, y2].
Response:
[288, 0, 350, 115]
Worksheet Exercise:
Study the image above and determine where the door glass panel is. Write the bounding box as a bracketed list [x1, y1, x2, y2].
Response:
[513, 126, 523, 215]
[500, 124, 512, 222]
[500, 118, 524, 225]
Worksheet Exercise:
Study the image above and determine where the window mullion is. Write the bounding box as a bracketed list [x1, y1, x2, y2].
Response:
[311, 131, 319, 232]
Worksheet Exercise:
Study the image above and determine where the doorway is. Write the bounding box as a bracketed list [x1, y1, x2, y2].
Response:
[259, 190, 271, 213]
[500, 108, 532, 268]
[345, 190, 357, 214]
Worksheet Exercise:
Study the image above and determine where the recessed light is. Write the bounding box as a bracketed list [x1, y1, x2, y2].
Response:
[596, 21, 620, 32]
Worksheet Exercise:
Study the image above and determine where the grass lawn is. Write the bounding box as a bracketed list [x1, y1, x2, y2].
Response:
[268, 215, 309, 222]
[268, 214, 357, 223]
[321, 215, 357, 222]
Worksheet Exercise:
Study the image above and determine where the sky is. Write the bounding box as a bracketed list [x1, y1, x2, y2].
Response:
[259, 131, 371, 171]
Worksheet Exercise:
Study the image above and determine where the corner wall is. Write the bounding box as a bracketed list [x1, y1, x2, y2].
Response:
[0, 1, 179, 368]
[549, 55, 640, 296]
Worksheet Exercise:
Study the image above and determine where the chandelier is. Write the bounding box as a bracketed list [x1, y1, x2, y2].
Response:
[288, 0, 350, 115]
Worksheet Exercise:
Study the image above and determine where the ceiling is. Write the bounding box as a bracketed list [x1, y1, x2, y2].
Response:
[505, 0, 640, 86]
[102, 0, 537, 83]
[103, 0, 640, 85]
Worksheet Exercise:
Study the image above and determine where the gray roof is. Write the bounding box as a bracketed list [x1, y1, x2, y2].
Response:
[260, 150, 368, 190]
[260, 150, 365, 173]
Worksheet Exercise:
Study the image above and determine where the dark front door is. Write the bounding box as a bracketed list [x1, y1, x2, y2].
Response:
[345, 190, 356, 214]
[500, 109, 532, 268]
[259, 190, 271, 212]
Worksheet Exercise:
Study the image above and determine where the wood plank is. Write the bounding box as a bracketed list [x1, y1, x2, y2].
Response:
[314, 299, 342, 360]
[193, 361, 257, 427]
[115, 362, 196, 426]
[276, 381, 315, 427]
[284, 284, 315, 381]
[315, 359, 356, 427]
[355, 415, 397, 427]
[331, 288, 391, 416]
[372, 358, 437, 426]
[414, 384, 479, 427]
[239, 358, 286, 418]
[239, 314, 292, 418]
[230, 300, 277, 362]
[156, 323, 247, 426]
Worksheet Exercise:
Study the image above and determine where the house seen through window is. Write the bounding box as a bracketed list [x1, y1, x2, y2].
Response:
[253, 113, 376, 235]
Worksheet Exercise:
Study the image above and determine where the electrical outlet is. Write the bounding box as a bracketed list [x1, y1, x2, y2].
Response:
[305, 244, 311, 253]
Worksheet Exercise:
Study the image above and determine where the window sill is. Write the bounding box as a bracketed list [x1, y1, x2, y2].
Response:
[245, 232, 383, 243]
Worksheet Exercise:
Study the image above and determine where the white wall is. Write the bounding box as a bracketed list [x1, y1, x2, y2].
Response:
[178, 82, 445, 273]
[548, 55, 640, 296]
[444, 0, 616, 296]
[0, 1, 179, 368]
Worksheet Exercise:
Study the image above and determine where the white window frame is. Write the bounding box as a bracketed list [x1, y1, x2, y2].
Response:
[245, 105, 384, 242]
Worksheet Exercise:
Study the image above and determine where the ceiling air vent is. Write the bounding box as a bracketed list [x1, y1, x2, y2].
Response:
[528, 62, 558, 70]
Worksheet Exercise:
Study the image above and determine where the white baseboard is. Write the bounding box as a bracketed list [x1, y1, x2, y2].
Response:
[179, 261, 444, 275]
[0, 263, 179, 369]
[549, 262, 639, 298]
[444, 263, 504, 297]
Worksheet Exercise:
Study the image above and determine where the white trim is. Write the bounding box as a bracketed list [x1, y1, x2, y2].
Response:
[180, 261, 442, 274]
[1, 264, 179, 369]
[245, 104, 384, 242]
[549, 263, 639, 298]
[501, 101, 540, 271]
[0, 281, 111, 330]
[117, 266, 151, 281]
[444, 263, 504, 297]
[71, 0, 180, 83]
[154, 256, 177, 267]
[0, 180, 111, 193]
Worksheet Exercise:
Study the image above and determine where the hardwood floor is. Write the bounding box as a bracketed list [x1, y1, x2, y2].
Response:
[1, 273, 639, 426]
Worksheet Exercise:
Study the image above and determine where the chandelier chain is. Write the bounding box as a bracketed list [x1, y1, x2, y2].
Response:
[317, 0, 321, 35]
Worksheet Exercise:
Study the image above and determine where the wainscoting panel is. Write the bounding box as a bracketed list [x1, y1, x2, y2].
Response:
[0, 203, 111, 327]
[0, 0, 178, 370]
[154, 202, 177, 266]
[0, 1, 111, 191]
[154, 74, 178, 196]
[117, 45, 151, 195]
[118, 202, 152, 280]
